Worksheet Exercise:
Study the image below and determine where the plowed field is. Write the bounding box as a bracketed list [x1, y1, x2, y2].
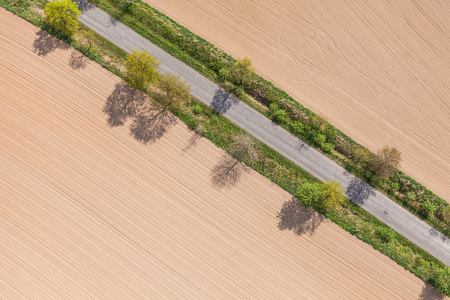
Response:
[146, 0, 450, 202]
[0, 8, 442, 299]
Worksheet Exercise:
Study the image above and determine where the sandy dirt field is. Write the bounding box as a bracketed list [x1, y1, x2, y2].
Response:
[0, 8, 444, 299]
[146, 0, 450, 202]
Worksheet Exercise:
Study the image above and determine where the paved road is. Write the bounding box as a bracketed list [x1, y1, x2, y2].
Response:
[76, 2, 450, 266]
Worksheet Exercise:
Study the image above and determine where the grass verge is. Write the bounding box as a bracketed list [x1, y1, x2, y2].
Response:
[1, 1, 449, 295]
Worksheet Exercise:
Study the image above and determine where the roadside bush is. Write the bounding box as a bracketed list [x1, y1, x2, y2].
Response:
[218, 67, 230, 81]
[289, 121, 305, 136]
[193, 104, 203, 115]
[324, 125, 337, 142]
[376, 226, 396, 243]
[312, 133, 326, 147]
[422, 199, 436, 218]
[321, 142, 335, 154]
[433, 267, 450, 295]
[271, 109, 290, 125]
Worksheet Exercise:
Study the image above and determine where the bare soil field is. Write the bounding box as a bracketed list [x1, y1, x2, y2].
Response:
[146, 0, 450, 202]
[0, 8, 443, 299]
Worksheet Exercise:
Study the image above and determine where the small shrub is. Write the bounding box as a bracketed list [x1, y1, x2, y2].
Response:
[324, 125, 337, 142]
[416, 257, 431, 270]
[193, 104, 203, 115]
[321, 142, 335, 154]
[422, 199, 436, 218]
[218, 67, 230, 81]
[313, 133, 326, 147]
[390, 181, 399, 191]
[271, 109, 290, 125]
[433, 267, 450, 295]
[376, 226, 396, 243]
[290, 121, 305, 135]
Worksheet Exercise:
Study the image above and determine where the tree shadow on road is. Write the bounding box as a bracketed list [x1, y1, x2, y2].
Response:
[277, 197, 325, 236]
[69, 51, 88, 70]
[103, 82, 145, 127]
[428, 228, 450, 244]
[211, 88, 238, 114]
[130, 106, 177, 145]
[73, 0, 94, 12]
[33, 30, 69, 56]
[345, 177, 375, 205]
[211, 156, 247, 188]
[418, 283, 445, 300]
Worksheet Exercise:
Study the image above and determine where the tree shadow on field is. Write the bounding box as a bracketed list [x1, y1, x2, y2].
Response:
[103, 82, 146, 127]
[345, 176, 375, 205]
[211, 156, 247, 189]
[211, 88, 238, 114]
[418, 283, 445, 300]
[33, 30, 69, 56]
[183, 132, 202, 152]
[129, 106, 177, 145]
[69, 51, 88, 70]
[277, 197, 325, 236]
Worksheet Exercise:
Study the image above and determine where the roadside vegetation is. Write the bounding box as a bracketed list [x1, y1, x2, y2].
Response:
[1, 0, 449, 295]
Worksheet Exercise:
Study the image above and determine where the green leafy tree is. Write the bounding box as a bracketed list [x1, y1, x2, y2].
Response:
[296, 182, 323, 207]
[124, 50, 160, 92]
[157, 73, 191, 111]
[321, 180, 345, 211]
[229, 57, 254, 87]
[44, 0, 81, 37]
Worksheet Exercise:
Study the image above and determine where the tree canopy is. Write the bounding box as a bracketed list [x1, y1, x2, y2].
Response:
[229, 57, 254, 87]
[370, 146, 402, 178]
[157, 73, 191, 111]
[229, 134, 259, 164]
[44, 0, 81, 37]
[321, 180, 345, 211]
[124, 50, 160, 91]
[296, 182, 323, 207]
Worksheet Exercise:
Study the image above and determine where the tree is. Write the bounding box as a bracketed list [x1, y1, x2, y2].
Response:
[370, 145, 402, 178]
[296, 182, 323, 207]
[321, 180, 345, 211]
[229, 134, 259, 165]
[44, 0, 81, 37]
[229, 57, 254, 87]
[124, 50, 160, 92]
[157, 73, 191, 111]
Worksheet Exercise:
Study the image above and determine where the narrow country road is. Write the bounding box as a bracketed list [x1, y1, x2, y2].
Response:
[75, 1, 450, 266]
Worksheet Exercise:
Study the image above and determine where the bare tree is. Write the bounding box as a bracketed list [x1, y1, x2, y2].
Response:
[370, 145, 402, 178]
[229, 134, 259, 165]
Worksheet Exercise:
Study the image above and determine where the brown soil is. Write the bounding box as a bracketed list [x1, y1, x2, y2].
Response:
[146, 0, 450, 202]
[0, 8, 444, 299]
